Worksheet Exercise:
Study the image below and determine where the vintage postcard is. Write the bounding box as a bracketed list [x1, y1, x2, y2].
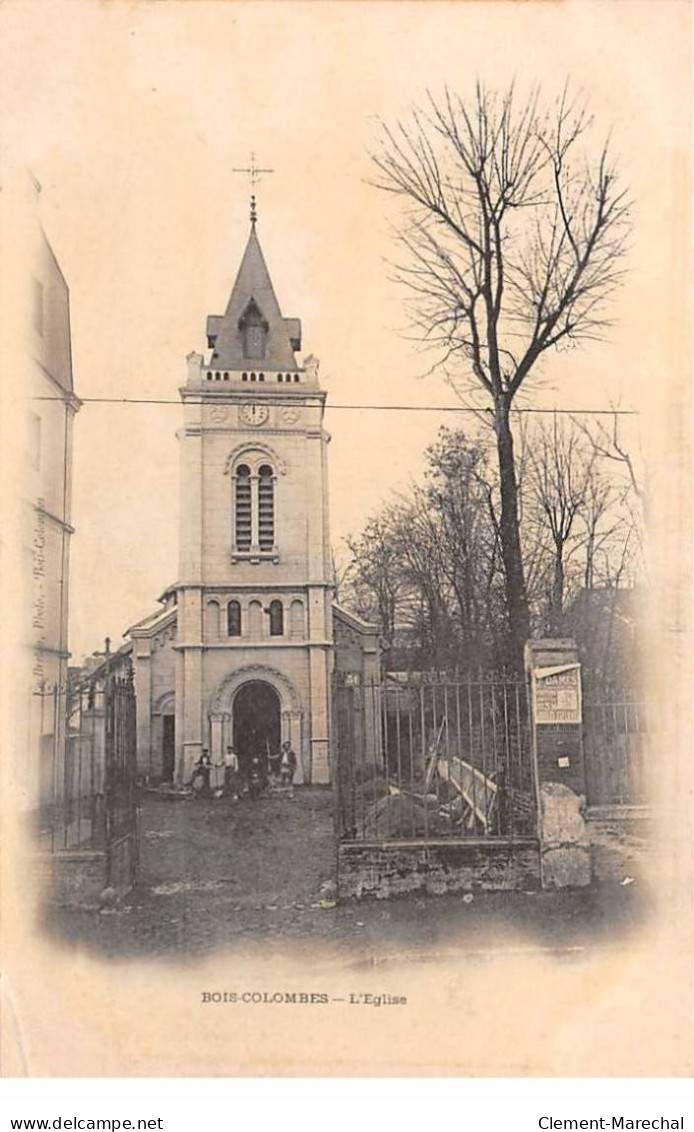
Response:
[0, 0, 691, 1077]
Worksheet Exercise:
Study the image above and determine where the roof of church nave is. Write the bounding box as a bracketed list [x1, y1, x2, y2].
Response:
[125, 604, 176, 638]
[332, 602, 380, 635]
[206, 218, 301, 371]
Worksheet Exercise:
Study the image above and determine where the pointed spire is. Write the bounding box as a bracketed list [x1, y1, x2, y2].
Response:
[206, 222, 300, 371]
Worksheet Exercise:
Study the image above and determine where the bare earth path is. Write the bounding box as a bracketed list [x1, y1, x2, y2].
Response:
[44, 787, 648, 964]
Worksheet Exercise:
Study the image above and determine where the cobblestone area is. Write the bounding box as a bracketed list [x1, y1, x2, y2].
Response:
[43, 788, 650, 963]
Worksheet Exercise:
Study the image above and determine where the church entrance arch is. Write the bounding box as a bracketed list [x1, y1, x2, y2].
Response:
[208, 665, 305, 784]
[232, 681, 281, 778]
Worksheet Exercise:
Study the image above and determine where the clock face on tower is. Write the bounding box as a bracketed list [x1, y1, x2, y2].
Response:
[240, 403, 269, 427]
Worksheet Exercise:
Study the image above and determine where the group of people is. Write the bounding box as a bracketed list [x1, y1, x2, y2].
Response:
[189, 740, 298, 801]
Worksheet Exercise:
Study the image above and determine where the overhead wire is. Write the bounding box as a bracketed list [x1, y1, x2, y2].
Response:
[32, 396, 638, 416]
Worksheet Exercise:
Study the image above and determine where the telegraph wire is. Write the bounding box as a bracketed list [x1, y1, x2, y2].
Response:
[32, 396, 638, 416]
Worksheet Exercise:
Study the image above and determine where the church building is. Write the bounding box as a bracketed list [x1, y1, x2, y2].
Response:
[126, 199, 379, 787]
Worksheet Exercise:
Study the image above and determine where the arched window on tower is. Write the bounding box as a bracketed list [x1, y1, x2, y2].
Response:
[205, 600, 220, 640]
[258, 464, 275, 551]
[230, 456, 280, 559]
[269, 600, 284, 637]
[227, 600, 241, 637]
[235, 465, 252, 551]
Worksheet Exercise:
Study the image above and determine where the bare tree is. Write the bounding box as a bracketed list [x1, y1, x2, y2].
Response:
[579, 466, 627, 590]
[573, 408, 645, 511]
[342, 422, 640, 675]
[371, 81, 631, 664]
[331, 548, 350, 604]
[527, 416, 597, 631]
[391, 492, 456, 669]
[344, 429, 508, 670]
[423, 429, 502, 658]
[572, 408, 645, 585]
[344, 515, 406, 649]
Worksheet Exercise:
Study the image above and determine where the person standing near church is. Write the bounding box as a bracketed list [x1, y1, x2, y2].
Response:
[268, 742, 281, 783]
[280, 740, 297, 798]
[191, 749, 212, 798]
[221, 746, 239, 800]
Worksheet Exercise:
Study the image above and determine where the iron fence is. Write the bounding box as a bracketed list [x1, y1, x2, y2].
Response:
[334, 671, 536, 842]
[583, 695, 648, 807]
[33, 679, 102, 852]
[33, 658, 138, 866]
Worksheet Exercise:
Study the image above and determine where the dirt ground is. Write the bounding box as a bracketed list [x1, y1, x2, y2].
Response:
[43, 787, 650, 965]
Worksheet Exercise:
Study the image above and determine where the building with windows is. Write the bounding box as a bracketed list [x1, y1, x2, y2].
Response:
[23, 179, 81, 815]
[127, 205, 379, 786]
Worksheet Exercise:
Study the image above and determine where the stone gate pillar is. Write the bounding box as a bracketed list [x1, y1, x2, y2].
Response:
[525, 639, 591, 889]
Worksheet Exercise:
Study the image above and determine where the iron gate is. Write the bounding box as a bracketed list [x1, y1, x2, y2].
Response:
[36, 651, 139, 889]
[583, 694, 648, 806]
[333, 671, 536, 842]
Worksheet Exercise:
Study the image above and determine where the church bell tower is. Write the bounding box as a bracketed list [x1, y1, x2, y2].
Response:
[174, 198, 333, 785]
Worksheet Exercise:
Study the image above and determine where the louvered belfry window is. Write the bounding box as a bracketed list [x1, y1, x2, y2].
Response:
[257, 464, 275, 551]
[235, 465, 252, 551]
[233, 462, 276, 555]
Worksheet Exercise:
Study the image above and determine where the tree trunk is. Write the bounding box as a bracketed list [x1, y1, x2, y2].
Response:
[494, 399, 530, 665]
[584, 528, 595, 590]
[550, 543, 564, 634]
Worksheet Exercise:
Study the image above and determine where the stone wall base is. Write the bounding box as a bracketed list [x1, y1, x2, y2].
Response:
[35, 831, 138, 910]
[337, 838, 541, 901]
[541, 844, 592, 888]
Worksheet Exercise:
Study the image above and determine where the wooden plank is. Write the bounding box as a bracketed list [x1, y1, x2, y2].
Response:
[438, 755, 497, 831]
[423, 716, 447, 793]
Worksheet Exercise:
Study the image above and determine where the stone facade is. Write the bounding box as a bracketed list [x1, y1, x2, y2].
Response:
[127, 214, 379, 786]
[23, 179, 81, 814]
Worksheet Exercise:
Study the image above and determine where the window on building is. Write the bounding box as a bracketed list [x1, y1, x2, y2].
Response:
[269, 600, 284, 636]
[227, 600, 241, 637]
[258, 465, 274, 551]
[234, 465, 252, 551]
[232, 460, 277, 555]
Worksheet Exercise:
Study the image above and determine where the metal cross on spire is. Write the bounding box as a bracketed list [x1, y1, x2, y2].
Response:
[232, 152, 274, 226]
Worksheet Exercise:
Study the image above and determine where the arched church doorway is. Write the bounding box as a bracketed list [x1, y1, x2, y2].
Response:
[162, 714, 175, 782]
[233, 680, 281, 777]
